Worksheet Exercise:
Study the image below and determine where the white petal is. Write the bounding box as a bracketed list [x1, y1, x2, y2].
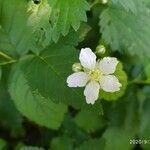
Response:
[100, 75, 122, 92]
[98, 57, 119, 75]
[84, 81, 100, 105]
[67, 72, 88, 87]
[79, 48, 96, 69]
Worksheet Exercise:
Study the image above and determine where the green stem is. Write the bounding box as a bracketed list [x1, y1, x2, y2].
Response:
[128, 79, 150, 85]
[0, 51, 17, 65]
[0, 51, 13, 60]
[0, 59, 17, 65]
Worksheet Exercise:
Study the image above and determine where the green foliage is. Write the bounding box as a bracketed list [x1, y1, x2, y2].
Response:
[139, 98, 150, 150]
[74, 109, 105, 133]
[0, 74, 23, 136]
[0, 51, 16, 65]
[0, 0, 35, 56]
[27, 0, 51, 30]
[20, 146, 44, 150]
[48, 0, 90, 42]
[100, 2, 150, 59]
[20, 43, 85, 108]
[144, 64, 150, 81]
[0, 139, 7, 150]
[27, 0, 89, 43]
[111, 0, 143, 13]
[51, 135, 74, 150]
[0, 67, 1, 80]
[0, 0, 150, 149]
[80, 100, 103, 114]
[77, 139, 105, 150]
[9, 64, 67, 129]
[144, 0, 150, 8]
[102, 127, 134, 150]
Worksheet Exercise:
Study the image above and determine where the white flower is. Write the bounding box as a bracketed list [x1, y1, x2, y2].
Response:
[67, 48, 122, 105]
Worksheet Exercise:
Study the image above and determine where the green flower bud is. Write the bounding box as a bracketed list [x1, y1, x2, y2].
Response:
[96, 45, 106, 55]
[101, 0, 108, 4]
[72, 63, 82, 72]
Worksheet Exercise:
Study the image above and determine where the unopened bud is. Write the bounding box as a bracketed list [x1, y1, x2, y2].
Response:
[101, 0, 108, 4]
[96, 45, 106, 55]
[72, 63, 82, 72]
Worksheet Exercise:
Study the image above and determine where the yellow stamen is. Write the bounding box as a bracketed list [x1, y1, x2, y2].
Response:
[89, 69, 102, 81]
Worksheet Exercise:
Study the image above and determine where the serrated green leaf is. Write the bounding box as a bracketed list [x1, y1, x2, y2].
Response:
[76, 139, 105, 150]
[27, 0, 89, 43]
[103, 127, 134, 150]
[51, 23, 91, 48]
[28, 22, 90, 56]
[34, 28, 85, 53]
[99, 63, 127, 101]
[9, 65, 67, 129]
[51, 135, 74, 150]
[21, 44, 85, 109]
[0, 0, 35, 56]
[100, 4, 150, 59]
[74, 108, 105, 133]
[48, 0, 90, 42]
[111, 0, 143, 13]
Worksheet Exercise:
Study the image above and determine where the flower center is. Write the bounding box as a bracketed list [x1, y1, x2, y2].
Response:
[89, 69, 102, 81]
